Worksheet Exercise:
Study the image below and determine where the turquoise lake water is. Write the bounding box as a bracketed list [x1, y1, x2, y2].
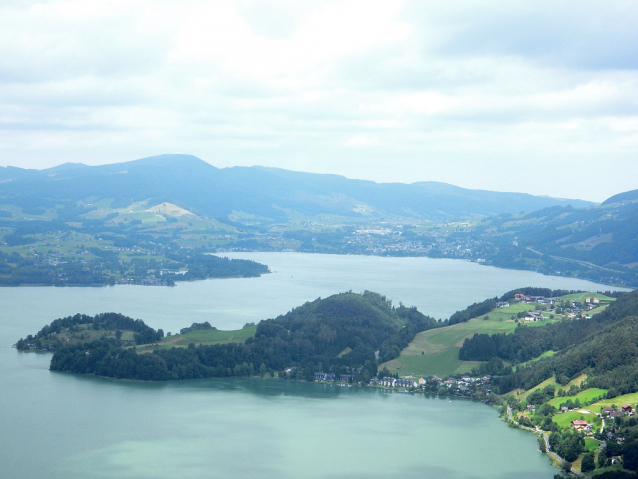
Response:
[1, 253, 626, 478]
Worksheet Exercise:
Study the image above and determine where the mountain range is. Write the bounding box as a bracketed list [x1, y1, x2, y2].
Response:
[0, 154, 595, 220]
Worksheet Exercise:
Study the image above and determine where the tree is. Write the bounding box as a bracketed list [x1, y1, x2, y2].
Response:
[623, 442, 638, 470]
[606, 440, 621, 458]
[538, 436, 547, 453]
[581, 452, 595, 472]
[597, 451, 607, 469]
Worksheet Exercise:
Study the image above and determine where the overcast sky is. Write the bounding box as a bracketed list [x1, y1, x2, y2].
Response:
[1, 0, 637, 202]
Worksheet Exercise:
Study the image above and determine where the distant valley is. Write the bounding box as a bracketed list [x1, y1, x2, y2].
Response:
[0, 154, 636, 287]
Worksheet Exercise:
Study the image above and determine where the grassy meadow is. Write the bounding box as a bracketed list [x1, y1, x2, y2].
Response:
[381, 315, 518, 377]
[383, 292, 613, 378]
[135, 325, 257, 353]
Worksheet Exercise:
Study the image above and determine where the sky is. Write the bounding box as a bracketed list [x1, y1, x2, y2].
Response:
[1, 0, 637, 202]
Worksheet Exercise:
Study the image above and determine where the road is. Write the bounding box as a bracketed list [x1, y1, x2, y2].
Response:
[525, 247, 619, 274]
[507, 407, 587, 477]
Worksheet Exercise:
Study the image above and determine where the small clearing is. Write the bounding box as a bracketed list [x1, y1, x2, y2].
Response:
[147, 202, 195, 217]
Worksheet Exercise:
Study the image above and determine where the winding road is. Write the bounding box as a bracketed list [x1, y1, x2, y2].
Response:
[507, 407, 587, 477]
[525, 247, 618, 274]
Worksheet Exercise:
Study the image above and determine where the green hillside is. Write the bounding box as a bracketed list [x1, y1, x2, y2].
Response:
[381, 288, 613, 377]
[21, 291, 439, 383]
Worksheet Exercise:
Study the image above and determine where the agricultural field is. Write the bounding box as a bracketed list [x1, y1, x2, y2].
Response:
[381, 315, 518, 377]
[584, 438, 601, 452]
[384, 292, 612, 378]
[382, 348, 480, 377]
[136, 325, 257, 352]
[556, 292, 616, 303]
[509, 375, 589, 401]
[545, 388, 607, 409]
[552, 409, 598, 429]
[591, 392, 638, 411]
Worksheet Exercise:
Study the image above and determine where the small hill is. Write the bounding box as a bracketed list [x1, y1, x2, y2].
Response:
[15, 312, 164, 352]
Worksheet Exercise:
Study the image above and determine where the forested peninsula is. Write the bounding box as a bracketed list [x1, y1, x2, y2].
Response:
[16, 291, 439, 381]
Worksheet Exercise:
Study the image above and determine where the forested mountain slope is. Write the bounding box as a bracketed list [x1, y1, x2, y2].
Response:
[0, 154, 593, 220]
[472, 198, 638, 286]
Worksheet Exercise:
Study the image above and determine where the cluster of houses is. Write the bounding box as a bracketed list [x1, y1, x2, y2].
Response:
[524, 311, 544, 322]
[509, 294, 605, 321]
[313, 372, 353, 382]
[570, 404, 635, 432]
[571, 420, 593, 432]
[602, 404, 634, 418]
[368, 375, 491, 395]
[514, 294, 555, 305]
[369, 377, 418, 388]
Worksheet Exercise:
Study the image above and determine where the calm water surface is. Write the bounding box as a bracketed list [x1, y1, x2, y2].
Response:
[1, 253, 627, 479]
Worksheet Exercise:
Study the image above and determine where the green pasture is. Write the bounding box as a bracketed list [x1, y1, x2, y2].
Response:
[386, 315, 522, 377]
[337, 347, 353, 358]
[383, 347, 480, 377]
[385, 306, 565, 377]
[545, 388, 607, 409]
[514, 377, 559, 401]
[517, 350, 555, 369]
[556, 292, 615, 302]
[135, 326, 257, 353]
[591, 392, 638, 411]
[512, 375, 589, 401]
[164, 325, 257, 347]
[585, 438, 601, 452]
[495, 302, 536, 315]
[553, 410, 597, 429]
[587, 304, 610, 315]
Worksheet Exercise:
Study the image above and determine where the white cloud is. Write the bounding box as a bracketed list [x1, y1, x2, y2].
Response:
[0, 0, 637, 201]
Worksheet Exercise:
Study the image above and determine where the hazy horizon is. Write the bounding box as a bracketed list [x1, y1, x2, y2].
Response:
[1, 1, 637, 202]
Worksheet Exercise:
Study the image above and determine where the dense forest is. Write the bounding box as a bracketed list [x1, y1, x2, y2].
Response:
[15, 312, 164, 351]
[18, 291, 440, 382]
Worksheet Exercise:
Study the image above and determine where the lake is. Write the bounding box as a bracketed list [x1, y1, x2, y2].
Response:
[1, 253, 627, 478]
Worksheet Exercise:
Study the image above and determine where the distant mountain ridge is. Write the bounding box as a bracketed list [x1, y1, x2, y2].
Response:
[0, 154, 595, 220]
[603, 188, 638, 205]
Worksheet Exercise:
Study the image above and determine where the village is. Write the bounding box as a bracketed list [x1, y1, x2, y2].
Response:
[498, 293, 604, 322]
[311, 369, 495, 399]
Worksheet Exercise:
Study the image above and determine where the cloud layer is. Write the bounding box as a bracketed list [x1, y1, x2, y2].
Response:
[1, 0, 637, 201]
